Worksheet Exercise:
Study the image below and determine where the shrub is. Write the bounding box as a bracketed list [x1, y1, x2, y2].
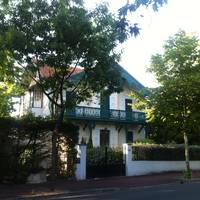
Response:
[133, 138, 155, 144]
[133, 144, 200, 161]
[87, 146, 123, 166]
[0, 115, 79, 183]
[0, 116, 51, 183]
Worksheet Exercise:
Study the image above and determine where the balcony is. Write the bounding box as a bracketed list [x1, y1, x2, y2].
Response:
[65, 106, 146, 124]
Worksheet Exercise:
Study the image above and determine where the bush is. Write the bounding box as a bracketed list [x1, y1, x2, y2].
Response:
[133, 138, 155, 144]
[0, 115, 79, 183]
[87, 146, 123, 166]
[0, 116, 51, 183]
[133, 144, 200, 161]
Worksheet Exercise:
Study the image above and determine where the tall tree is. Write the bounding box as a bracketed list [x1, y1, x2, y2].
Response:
[0, 0, 126, 178]
[148, 30, 200, 178]
[0, 0, 168, 178]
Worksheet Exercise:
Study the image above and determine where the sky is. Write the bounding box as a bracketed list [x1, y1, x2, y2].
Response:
[85, 0, 200, 87]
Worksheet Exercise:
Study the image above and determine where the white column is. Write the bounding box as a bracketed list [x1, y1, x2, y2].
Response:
[75, 144, 86, 180]
[123, 143, 133, 176]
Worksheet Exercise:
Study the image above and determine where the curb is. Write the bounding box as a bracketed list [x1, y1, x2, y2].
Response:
[3, 187, 121, 200]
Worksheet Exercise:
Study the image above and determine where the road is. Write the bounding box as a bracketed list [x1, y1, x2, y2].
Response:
[32, 181, 200, 200]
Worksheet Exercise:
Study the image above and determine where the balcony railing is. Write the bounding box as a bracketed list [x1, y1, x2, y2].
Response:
[65, 106, 145, 123]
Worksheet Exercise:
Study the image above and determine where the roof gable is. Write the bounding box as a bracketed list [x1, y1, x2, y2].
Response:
[71, 64, 149, 96]
[115, 64, 149, 96]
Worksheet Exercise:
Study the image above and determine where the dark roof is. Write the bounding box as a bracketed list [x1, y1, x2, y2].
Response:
[115, 64, 149, 96]
[71, 64, 149, 96]
[33, 63, 149, 96]
[116, 64, 144, 90]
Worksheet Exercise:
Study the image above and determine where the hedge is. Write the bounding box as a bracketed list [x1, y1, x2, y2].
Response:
[133, 144, 200, 161]
[87, 147, 123, 166]
[0, 115, 79, 183]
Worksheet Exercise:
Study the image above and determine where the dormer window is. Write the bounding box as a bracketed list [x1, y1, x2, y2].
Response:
[31, 87, 43, 108]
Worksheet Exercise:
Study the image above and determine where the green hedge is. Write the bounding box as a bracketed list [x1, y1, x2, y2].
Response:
[0, 115, 79, 183]
[133, 144, 200, 161]
[87, 147, 123, 166]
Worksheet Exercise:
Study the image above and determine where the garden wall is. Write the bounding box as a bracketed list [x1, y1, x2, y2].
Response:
[123, 144, 200, 176]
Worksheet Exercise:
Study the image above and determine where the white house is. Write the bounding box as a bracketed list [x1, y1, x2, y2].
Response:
[19, 65, 147, 147]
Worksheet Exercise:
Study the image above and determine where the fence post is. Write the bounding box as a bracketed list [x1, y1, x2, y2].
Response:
[123, 143, 132, 176]
[75, 144, 86, 180]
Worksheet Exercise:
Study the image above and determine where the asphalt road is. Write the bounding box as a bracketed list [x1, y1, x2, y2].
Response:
[36, 181, 200, 200]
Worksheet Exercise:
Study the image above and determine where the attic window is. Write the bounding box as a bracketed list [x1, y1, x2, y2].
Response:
[32, 88, 43, 108]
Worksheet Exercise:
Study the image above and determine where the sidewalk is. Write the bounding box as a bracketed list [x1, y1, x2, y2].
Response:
[1, 171, 200, 199]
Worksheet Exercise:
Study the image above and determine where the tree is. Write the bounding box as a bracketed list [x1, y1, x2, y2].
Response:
[0, 0, 126, 178]
[0, 82, 14, 117]
[0, 0, 168, 178]
[148, 30, 200, 178]
[117, 0, 167, 38]
[0, 51, 23, 116]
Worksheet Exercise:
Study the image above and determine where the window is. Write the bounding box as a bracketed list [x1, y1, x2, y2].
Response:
[125, 99, 133, 120]
[125, 99, 132, 111]
[100, 129, 110, 146]
[126, 131, 133, 143]
[100, 94, 110, 118]
[32, 88, 43, 108]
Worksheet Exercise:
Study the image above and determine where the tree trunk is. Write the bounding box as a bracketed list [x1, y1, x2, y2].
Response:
[51, 107, 65, 180]
[183, 131, 191, 178]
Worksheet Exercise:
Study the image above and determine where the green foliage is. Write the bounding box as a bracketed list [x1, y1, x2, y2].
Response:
[0, 116, 50, 183]
[147, 31, 200, 144]
[183, 169, 192, 180]
[0, 115, 78, 183]
[133, 138, 155, 144]
[58, 124, 79, 178]
[0, 84, 13, 116]
[0, 54, 24, 117]
[0, 0, 126, 113]
[133, 144, 200, 161]
[0, 42, 25, 117]
[118, 0, 167, 38]
[87, 147, 123, 166]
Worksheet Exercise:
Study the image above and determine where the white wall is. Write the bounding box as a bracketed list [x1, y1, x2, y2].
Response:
[20, 90, 51, 117]
[19, 91, 30, 116]
[78, 123, 145, 147]
[117, 89, 143, 112]
[75, 145, 86, 180]
[126, 161, 200, 176]
[132, 126, 146, 141]
[118, 129, 126, 146]
[118, 89, 132, 110]
[78, 123, 125, 147]
[110, 93, 118, 109]
[41, 94, 51, 116]
[20, 85, 144, 117]
[77, 87, 142, 112]
[91, 124, 119, 147]
[123, 144, 200, 176]
[78, 123, 146, 147]
[78, 94, 100, 108]
[78, 125, 90, 144]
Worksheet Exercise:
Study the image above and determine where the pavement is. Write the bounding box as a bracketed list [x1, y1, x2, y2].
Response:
[1, 171, 200, 199]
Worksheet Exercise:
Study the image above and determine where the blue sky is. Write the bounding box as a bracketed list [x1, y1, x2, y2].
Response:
[85, 0, 200, 87]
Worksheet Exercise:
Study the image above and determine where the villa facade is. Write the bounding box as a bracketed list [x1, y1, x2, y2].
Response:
[19, 65, 146, 147]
